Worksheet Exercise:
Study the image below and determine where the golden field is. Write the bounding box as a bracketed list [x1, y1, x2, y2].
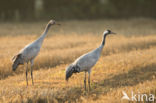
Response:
[0, 19, 156, 103]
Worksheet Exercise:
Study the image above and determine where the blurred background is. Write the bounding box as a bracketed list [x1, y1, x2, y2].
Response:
[0, 0, 156, 21]
[0, 0, 156, 36]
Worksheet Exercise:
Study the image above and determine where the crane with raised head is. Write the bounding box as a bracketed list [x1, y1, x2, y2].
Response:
[65, 30, 116, 90]
[12, 20, 60, 86]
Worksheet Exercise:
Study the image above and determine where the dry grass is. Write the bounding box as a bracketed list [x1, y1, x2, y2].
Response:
[0, 19, 156, 103]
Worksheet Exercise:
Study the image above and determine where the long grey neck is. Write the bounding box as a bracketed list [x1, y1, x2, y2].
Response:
[36, 23, 51, 44]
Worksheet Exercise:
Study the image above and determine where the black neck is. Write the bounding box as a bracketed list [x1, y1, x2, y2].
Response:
[102, 34, 107, 46]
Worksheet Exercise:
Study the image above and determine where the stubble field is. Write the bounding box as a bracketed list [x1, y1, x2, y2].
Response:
[0, 19, 156, 103]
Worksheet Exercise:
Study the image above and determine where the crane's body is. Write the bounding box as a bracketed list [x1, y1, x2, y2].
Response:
[12, 20, 59, 86]
[66, 30, 116, 90]
[73, 45, 103, 72]
[19, 35, 45, 62]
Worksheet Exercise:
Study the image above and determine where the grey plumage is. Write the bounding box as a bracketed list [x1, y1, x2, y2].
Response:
[12, 20, 60, 86]
[66, 30, 116, 90]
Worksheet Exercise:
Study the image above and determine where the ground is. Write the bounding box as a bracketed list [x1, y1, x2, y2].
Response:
[0, 19, 156, 103]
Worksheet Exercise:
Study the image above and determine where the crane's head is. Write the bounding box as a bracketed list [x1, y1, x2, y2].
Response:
[103, 30, 116, 36]
[65, 64, 80, 81]
[48, 20, 61, 26]
[12, 54, 24, 71]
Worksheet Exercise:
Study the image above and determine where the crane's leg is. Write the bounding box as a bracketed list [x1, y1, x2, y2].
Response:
[84, 71, 86, 91]
[88, 71, 91, 91]
[25, 62, 28, 86]
[30, 60, 34, 85]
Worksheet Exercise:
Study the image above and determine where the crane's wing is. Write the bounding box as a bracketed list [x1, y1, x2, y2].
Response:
[12, 54, 20, 62]
[20, 43, 41, 60]
[12, 54, 18, 62]
[12, 53, 24, 71]
[74, 49, 101, 71]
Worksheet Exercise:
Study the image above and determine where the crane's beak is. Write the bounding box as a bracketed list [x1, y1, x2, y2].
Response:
[111, 32, 116, 34]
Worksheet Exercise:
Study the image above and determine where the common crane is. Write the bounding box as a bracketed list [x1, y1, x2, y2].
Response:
[12, 20, 60, 86]
[65, 30, 116, 90]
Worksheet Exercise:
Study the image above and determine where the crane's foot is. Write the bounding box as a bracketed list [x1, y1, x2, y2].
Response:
[26, 81, 28, 86]
[84, 80, 86, 91]
[88, 81, 91, 92]
[32, 80, 34, 86]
